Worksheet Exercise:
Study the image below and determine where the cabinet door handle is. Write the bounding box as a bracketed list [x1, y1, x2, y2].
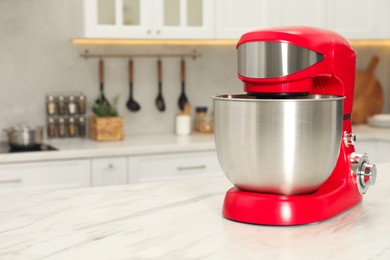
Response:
[0, 178, 22, 184]
[106, 163, 114, 170]
[177, 165, 206, 171]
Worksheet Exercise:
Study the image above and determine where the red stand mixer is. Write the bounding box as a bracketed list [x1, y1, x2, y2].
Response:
[213, 26, 377, 225]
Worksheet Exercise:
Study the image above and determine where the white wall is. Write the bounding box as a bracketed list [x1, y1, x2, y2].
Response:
[0, 0, 389, 142]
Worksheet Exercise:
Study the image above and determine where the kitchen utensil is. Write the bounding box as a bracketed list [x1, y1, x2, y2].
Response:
[214, 26, 376, 225]
[126, 59, 141, 112]
[352, 55, 384, 124]
[95, 59, 110, 107]
[155, 59, 166, 112]
[3, 124, 44, 148]
[178, 58, 188, 111]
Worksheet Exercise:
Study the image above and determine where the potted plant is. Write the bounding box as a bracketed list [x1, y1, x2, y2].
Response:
[89, 94, 124, 141]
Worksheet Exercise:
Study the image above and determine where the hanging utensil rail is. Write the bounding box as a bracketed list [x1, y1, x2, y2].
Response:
[79, 49, 201, 59]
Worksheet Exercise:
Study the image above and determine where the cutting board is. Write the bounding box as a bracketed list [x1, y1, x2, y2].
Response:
[352, 55, 384, 124]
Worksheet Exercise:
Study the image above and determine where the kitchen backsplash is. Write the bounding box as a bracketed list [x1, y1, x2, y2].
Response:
[0, 0, 389, 142]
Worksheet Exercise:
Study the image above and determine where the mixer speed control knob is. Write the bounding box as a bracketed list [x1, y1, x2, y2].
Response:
[344, 131, 356, 147]
[361, 162, 377, 185]
[350, 153, 377, 194]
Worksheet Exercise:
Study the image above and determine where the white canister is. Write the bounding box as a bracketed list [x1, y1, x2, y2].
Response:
[175, 115, 191, 136]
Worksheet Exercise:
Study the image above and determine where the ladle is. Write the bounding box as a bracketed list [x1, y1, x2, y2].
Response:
[178, 58, 188, 111]
[93, 59, 111, 114]
[96, 59, 108, 104]
[155, 59, 166, 112]
[126, 59, 141, 112]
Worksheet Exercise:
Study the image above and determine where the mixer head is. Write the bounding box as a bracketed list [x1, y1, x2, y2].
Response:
[236, 26, 356, 113]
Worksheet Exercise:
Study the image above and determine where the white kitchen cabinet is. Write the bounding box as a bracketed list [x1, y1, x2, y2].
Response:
[0, 159, 90, 192]
[214, 0, 268, 39]
[323, 0, 390, 39]
[215, 0, 390, 40]
[128, 151, 222, 183]
[215, 0, 325, 39]
[266, 0, 325, 28]
[91, 156, 127, 186]
[84, 0, 214, 39]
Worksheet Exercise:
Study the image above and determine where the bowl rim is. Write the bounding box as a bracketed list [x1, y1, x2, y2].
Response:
[213, 93, 345, 102]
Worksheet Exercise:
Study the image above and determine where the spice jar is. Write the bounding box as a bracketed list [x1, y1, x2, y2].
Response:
[67, 95, 77, 115]
[78, 116, 86, 137]
[46, 95, 57, 115]
[47, 117, 56, 138]
[78, 95, 86, 114]
[68, 117, 76, 137]
[58, 96, 66, 115]
[58, 117, 66, 137]
[195, 106, 213, 133]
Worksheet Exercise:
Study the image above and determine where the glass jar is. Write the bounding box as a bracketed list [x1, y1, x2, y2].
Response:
[67, 95, 77, 115]
[58, 117, 66, 137]
[46, 95, 57, 115]
[47, 117, 56, 138]
[78, 116, 86, 137]
[78, 95, 87, 114]
[58, 95, 66, 115]
[195, 107, 213, 133]
[68, 117, 76, 137]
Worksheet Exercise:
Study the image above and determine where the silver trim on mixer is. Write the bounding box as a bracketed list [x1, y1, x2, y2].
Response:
[350, 153, 377, 194]
[237, 42, 324, 78]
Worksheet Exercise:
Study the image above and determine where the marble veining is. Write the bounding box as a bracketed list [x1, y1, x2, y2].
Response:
[0, 164, 390, 259]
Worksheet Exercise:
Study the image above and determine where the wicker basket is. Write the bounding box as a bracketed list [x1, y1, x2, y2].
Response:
[89, 115, 124, 141]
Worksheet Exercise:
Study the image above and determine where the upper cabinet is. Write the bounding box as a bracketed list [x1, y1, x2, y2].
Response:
[214, 0, 268, 39]
[215, 0, 390, 40]
[83, 0, 390, 40]
[323, 0, 390, 39]
[84, 0, 214, 39]
[215, 0, 325, 39]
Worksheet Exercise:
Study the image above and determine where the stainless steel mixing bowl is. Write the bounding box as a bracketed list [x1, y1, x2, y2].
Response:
[213, 94, 344, 195]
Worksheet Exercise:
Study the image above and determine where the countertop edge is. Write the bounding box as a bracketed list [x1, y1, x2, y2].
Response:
[0, 134, 216, 164]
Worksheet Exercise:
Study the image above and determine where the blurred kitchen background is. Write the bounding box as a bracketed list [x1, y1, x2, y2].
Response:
[1, 0, 390, 141]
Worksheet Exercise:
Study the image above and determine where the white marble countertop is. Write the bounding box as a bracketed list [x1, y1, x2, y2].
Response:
[0, 163, 389, 260]
[0, 133, 215, 164]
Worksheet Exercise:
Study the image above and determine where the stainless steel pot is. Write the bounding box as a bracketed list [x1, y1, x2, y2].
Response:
[3, 124, 44, 148]
[213, 94, 344, 195]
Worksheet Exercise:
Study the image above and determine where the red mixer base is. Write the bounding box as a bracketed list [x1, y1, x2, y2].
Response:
[223, 180, 362, 225]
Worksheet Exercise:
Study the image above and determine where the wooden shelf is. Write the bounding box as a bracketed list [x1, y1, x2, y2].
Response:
[72, 38, 237, 46]
[79, 49, 201, 59]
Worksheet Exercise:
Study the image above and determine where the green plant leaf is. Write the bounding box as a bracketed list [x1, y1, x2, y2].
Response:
[93, 94, 120, 117]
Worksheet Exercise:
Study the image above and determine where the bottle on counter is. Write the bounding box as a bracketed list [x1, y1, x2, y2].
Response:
[46, 95, 57, 115]
[78, 116, 86, 137]
[67, 96, 77, 115]
[175, 103, 191, 136]
[58, 117, 67, 138]
[58, 95, 66, 115]
[78, 95, 87, 114]
[68, 117, 77, 137]
[47, 117, 56, 138]
[194, 106, 213, 133]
